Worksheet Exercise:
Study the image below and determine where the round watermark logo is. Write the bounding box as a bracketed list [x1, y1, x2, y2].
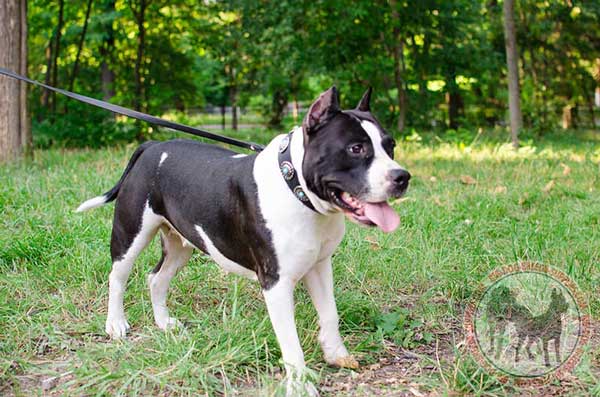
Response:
[464, 262, 590, 384]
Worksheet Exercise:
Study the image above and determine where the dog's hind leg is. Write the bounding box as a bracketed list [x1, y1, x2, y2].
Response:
[106, 202, 162, 338]
[148, 227, 193, 330]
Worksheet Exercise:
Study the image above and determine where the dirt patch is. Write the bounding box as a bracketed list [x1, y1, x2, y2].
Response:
[321, 342, 443, 397]
[1, 356, 75, 397]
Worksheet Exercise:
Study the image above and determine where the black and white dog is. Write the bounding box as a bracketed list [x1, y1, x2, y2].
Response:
[77, 87, 410, 395]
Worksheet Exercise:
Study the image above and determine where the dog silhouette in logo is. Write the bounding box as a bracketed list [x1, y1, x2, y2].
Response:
[486, 286, 569, 366]
[512, 288, 569, 366]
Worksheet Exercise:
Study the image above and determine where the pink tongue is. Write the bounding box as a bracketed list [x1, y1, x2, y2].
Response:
[364, 202, 400, 233]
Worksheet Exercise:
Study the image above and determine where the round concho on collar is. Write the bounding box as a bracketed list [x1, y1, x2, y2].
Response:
[280, 161, 295, 180]
[279, 134, 291, 153]
[293, 186, 309, 202]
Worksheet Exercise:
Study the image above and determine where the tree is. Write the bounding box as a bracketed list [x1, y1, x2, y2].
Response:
[0, 0, 30, 162]
[131, 0, 149, 114]
[67, 0, 93, 93]
[389, 0, 408, 132]
[99, 0, 116, 102]
[50, 0, 64, 114]
[503, 0, 522, 148]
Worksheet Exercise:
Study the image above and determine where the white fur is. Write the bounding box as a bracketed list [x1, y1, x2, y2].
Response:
[195, 225, 258, 280]
[159, 152, 169, 166]
[361, 120, 404, 201]
[75, 195, 107, 212]
[148, 227, 192, 330]
[106, 202, 163, 338]
[254, 133, 347, 393]
[303, 258, 349, 364]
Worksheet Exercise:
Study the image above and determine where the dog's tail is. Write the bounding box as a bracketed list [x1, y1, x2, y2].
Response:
[76, 141, 158, 212]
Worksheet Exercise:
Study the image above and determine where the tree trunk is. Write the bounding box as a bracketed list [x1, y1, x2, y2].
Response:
[132, 0, 148, 140]
[0, 0, 29, 162]
[584, 88, 595, 127]
[67, 0, 93, 93]
[41, 35, 53, 111]
[229, 65, 238, 130]
[100, 0, 116, 103]
[390, 0, 407, 133]
[50, 0, 65, 114]
[503, 0, 522, 149]
[230, 83, 238, 130]
[221, 103, 226, 130]
[133, 0, 147, 113]
[268, 90, 288, 129]
[20, 0, 30, 155]
[65, 0, 93, 113]
[446, 71, 463, 129]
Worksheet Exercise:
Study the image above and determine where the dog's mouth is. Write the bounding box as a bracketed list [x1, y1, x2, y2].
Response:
[328, 188, 400, 233]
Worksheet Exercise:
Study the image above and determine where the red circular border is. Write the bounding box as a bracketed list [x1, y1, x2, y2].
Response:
[463, 262, 591, 385]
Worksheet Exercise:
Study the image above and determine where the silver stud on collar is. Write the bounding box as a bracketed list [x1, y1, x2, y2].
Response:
[293, 186, 309, 202]
[279, 135, 290, 153]
[280, 161, 295, 180]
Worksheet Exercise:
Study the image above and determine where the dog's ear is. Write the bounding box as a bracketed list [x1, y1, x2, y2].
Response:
[356, 87, 372, 112]
[303, 86, 340, 134]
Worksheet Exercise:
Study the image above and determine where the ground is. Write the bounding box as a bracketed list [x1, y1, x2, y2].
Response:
[0, 128, 599, 396]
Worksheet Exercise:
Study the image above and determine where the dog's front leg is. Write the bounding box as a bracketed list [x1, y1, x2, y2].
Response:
[263, 277, 318, 397]
[303, 258, 358, 369]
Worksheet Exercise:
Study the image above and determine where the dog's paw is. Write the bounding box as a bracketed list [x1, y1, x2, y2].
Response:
[157, 317, 183, 331]
[286, 379, 319, 397]
[105, 317, 130, 339]
[331, 355, 359, 369]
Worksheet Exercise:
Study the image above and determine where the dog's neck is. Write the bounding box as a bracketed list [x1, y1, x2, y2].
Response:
[288, 126, 336, 214]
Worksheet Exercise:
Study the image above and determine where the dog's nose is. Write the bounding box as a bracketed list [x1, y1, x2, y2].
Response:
[390, 169, 411, 188]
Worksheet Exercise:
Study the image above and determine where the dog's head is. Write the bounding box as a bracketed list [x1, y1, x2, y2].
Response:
[301, 86, 410, 233]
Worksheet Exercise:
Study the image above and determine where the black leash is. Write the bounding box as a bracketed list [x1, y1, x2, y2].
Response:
[0, 67, 264, 152]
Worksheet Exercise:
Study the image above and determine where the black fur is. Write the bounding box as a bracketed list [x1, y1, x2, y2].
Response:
[102, 140, 159, 203]
[302, 110, 396, 203]
[109, 140, 279, 289]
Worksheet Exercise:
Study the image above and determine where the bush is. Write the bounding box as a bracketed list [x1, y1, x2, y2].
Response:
[32, 102, 137, 149]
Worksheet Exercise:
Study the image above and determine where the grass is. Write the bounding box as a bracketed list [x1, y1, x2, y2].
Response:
[0, 127, 599, 396]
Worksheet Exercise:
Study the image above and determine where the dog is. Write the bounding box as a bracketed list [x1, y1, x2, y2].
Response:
[76, 87, 410, 395]
[486, 285, 568, 367]
[513, 288, 568, 367]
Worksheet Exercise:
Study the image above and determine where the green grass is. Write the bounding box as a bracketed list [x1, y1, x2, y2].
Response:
[0, 128, 599, 396]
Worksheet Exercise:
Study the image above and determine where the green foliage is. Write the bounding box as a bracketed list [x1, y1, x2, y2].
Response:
[24, 0, 599, 147]
[32, 103, 135, 148]
[375, 308, 434, 349]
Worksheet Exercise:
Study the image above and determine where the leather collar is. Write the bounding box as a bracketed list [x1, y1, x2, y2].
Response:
[277, 131, 317, 212]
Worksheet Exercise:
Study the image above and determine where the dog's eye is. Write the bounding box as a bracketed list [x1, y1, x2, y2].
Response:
[348, 144, 365, 155]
